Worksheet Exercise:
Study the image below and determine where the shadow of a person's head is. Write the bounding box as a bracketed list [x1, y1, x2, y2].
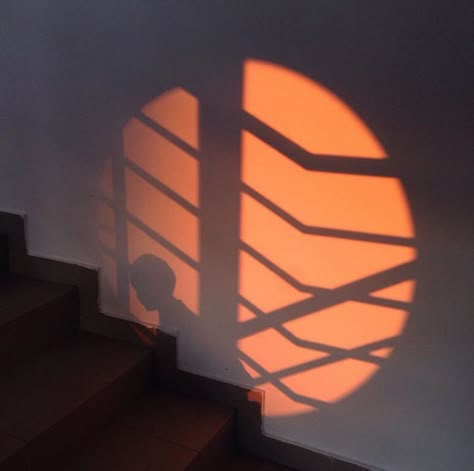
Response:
[130, 254, 176, 311]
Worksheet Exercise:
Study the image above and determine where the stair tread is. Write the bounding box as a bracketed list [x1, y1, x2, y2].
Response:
[62, 420, 199, 471]
[0, 332, 150, 441]
[0, 432, 24, 463]
[0, 275, 74, 326]
[114, 389, 234, 452]
[226, 452, 293, 470]
[60, 390, 234, 470]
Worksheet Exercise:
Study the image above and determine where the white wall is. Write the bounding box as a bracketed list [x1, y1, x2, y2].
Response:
[1, 2, 472, 470]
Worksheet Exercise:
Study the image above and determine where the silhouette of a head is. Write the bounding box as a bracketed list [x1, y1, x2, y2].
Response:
[130, 254, 176, 310]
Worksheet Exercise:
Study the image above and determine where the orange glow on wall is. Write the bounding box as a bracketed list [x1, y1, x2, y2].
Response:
[98, 60, 417, 422]
[371, 279, 416, 302]
[283, 302, 408, 350]
[239, 250, 311, 315]
[240, 329, 328, 375]
[123, 118, 199, 206]
[99, 87, 200, 320]
[238, 59, 417, 418]
[140, 87, 199, 150]
[241, 194, 415, 290]
[127, 222, 199, 321]
[243, 60, 386, 158]
[280, 359, 379, 403]
[242, 131, 413, 237]
[370, 347, 395, 359]
[125, 169, 199, 262]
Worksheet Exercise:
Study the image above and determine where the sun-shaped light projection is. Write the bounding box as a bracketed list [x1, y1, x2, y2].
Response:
[97, 59, 417, 421]
[237, 59, 417, 417]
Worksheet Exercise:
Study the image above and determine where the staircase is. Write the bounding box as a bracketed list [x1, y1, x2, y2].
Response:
[0, 230, 290, 470]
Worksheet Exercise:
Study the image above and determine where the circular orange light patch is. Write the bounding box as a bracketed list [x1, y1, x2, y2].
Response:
[98, 59, 417, 419]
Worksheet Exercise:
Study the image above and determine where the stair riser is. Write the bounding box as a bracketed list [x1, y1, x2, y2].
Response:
[0, 435, 27, 471]
[189, 418, 235, 471]
[0, 290, 80, 374]
[7, 354, 152, 470]
[0, 455, 28, 471]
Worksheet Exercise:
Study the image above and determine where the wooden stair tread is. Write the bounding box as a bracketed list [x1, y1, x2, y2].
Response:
[113, 390, 234, 451]
[226, 452, 293, 470]
[60, 390, 235, 470]
[0, 275, 74, 327]
[60, 420, 200, 471]
[0, 274, 80, 375]
[0, 332, 150, 442]
[0, 217, 324, 471]
[0, 431, 25, 465]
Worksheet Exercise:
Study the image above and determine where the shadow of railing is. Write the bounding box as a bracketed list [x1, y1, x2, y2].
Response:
[97, 62, 418, 417]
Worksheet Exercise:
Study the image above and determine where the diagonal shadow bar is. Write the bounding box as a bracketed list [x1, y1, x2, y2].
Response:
[242, 183, 416, 247]
[124, 157, 199, 216]
[241, 242, 326, 295]
[239, 295, 392, 365]
[97, 194, 199, 271]
[241, 111, 395, 177]
[241, 242, 413, 312]
[135, 111, 199, 159]
[251, 336, 398, 388]
[238, 260, 416, 338]
[352, 294, 411, 311]
[238, 350, 328, 409]
[97, 240, 117, 259]
[126, 212, 199, 270]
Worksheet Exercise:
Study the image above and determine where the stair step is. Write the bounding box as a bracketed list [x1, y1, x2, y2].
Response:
[0, 332, 152, 470]
[60, 419, 200, 471]
[0, 275, 79, 373]
[60, 390, 235, 470]
[0, 432, 27, 470]
[225, 452, 293, 470]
